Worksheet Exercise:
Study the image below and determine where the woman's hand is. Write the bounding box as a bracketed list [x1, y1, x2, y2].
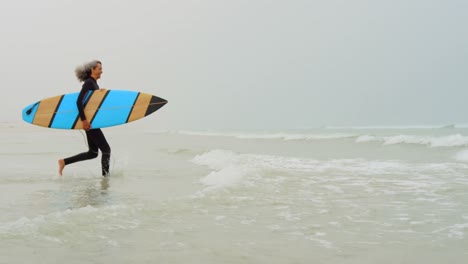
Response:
[83, 120, 91, 131]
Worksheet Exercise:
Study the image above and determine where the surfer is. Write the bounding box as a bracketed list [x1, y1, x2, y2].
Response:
[58, 60, 111, 177]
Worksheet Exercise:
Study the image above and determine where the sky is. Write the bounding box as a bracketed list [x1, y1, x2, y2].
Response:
[1, 0, 467, 130]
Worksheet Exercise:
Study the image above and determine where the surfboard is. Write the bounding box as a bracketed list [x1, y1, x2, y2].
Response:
[22, 89, 168, 129]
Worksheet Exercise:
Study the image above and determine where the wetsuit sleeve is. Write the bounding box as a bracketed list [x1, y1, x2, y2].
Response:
[77, 80, 94, 121]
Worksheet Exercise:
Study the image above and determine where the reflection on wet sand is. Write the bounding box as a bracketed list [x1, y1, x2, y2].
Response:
[58, 177, 112, 209]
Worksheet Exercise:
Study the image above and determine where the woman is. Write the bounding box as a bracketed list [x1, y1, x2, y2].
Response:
[58, 60, 111, 177]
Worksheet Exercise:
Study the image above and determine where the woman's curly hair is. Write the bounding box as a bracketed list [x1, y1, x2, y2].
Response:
[75, 60, 102, 82]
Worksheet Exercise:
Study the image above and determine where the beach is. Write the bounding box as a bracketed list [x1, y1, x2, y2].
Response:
[1, 123, 468, 263]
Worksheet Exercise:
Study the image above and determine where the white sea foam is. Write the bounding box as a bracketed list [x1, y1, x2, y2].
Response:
[355, 135, 378, 143]
[356, 134, 468, 147]
[455, 149, 468, 162]
[199, 166, 252, 190]
[192, 150, 259, 191]
[0, 205, 138, 239]
[191, 150, 467, 191]
[432, 222, 468, 239]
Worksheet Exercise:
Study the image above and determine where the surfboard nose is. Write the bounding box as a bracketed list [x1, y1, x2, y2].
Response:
[146, 95, 168, 116]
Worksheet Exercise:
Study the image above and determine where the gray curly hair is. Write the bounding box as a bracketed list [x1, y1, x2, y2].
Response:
[74, 60, 102, 82]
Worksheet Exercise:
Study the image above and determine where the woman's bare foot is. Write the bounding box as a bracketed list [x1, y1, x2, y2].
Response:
[58, 159, 65, 176]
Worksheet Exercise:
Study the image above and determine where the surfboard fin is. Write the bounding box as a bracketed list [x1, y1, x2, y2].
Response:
[25, 102, 39, 115]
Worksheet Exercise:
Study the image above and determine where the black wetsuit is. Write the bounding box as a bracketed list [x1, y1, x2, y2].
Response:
[63, 77, 111, 176]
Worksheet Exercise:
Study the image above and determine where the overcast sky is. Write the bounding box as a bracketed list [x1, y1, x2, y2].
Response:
[1, 0, 467, 130]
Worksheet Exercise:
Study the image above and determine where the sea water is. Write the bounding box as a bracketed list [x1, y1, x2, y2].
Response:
[1, 123, 467, 263]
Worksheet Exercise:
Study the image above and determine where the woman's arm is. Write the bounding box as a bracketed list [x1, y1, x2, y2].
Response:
[76, 80, 94, 130]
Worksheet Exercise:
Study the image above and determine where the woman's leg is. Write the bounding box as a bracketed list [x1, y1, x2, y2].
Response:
[58, 131, 99, 175]
[86, 129, 111, 176]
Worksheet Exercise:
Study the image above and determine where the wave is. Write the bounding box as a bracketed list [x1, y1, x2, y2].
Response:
[176, 130, 357, 140]
[325, 124, 460, 130]
[0, 205, 139, 240]
[191, 149, 468, 192]
[176, 130, 468, 148]
[356, 134, 468, 147]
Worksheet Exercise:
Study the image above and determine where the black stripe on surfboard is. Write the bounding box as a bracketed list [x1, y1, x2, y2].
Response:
[89, 90, 110, 125]
[145, 96, 168, 116]
[125, 92, 141, 123]
[48, 95, 64, 128]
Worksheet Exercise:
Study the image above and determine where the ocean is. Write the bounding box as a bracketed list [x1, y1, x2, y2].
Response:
[1, 123, 467, 263]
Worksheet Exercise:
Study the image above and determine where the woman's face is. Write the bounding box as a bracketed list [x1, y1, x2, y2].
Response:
[91, 63, 103, 79]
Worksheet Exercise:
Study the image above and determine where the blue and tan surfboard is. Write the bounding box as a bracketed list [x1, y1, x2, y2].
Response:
[22, 90, 168, 129]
